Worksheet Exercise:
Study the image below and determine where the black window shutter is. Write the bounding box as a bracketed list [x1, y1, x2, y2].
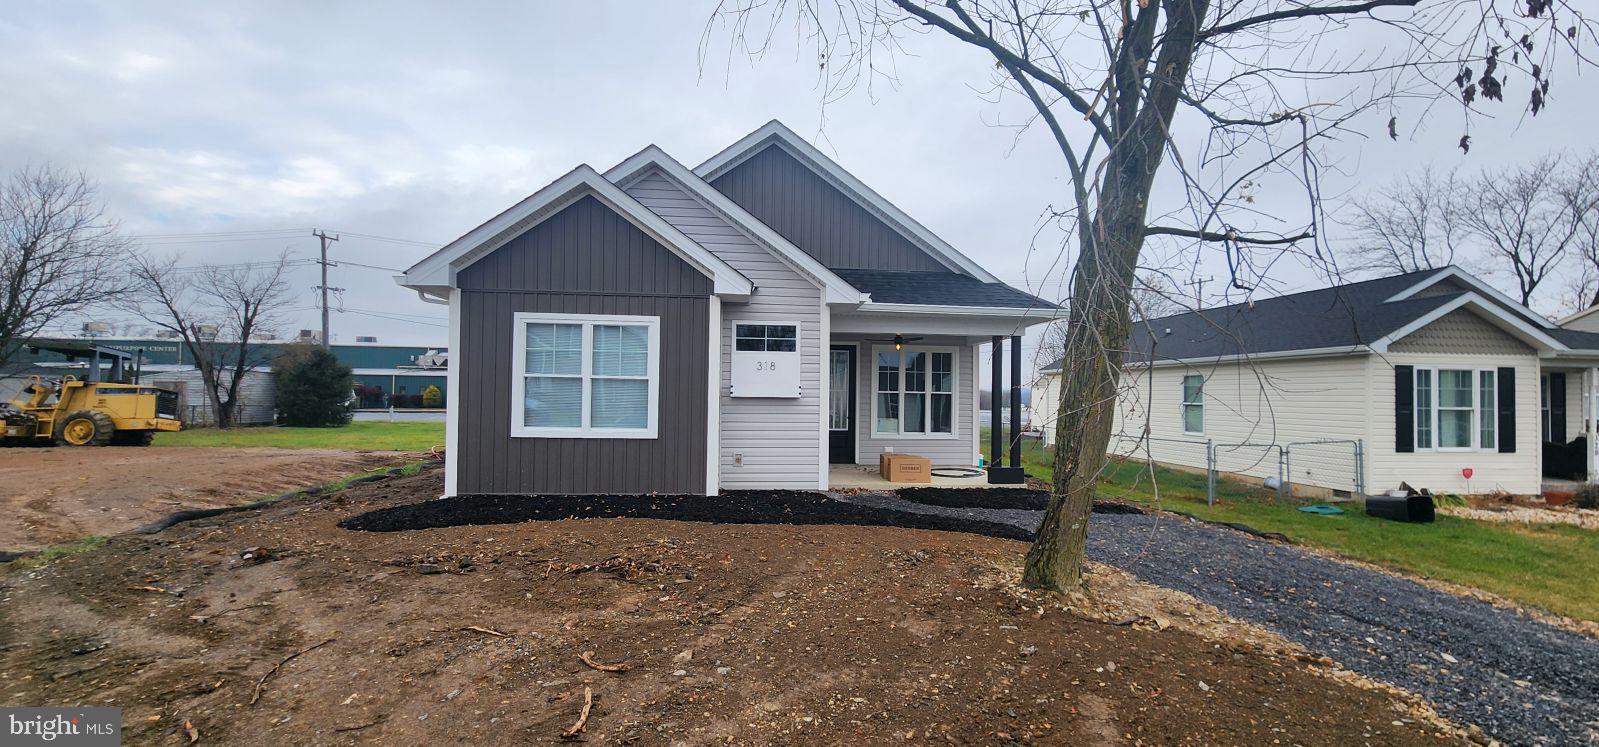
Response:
[1549, 371, 1566, 445]
[1498, 367, 1516, 453]
[1395, 365, 1414, 453]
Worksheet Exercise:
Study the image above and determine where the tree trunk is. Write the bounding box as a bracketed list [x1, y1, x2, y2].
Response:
[1022, 0, 1207, 592]
[1021, 203, 1143, 590]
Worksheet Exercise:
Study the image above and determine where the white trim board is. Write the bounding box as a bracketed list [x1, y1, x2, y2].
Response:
[706, 296, 721, 496]
[444, 289, 461, 498]
[693, 120, 1001, 284]
[401, 165, 752, 299]
[604, 145, 868, 306]
[1384, 266, 1556, 329]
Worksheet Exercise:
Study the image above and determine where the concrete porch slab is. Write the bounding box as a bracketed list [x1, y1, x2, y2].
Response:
[827, 463, 1005, 491]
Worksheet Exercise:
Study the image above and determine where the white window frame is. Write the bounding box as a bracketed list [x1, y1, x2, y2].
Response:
[1411, 366, 1498, 453]
[1181, 374, 1204, 435]
[870, 344, 960, 439]
[510, 312, 660, 439]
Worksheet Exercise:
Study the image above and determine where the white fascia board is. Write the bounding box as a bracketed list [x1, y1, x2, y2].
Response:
[401, 165, 752, 300]
[1370, 292, 1569, 353]
[854, 302, 1061, 318]
[831, 311, 1053, 337]
[693, 120, 1002, 284]
[1557, 305, 1599, 326]
[1128, 345, 1372, 369]
[604, 145, 866, 306]
[1384, 266, 1556, 329]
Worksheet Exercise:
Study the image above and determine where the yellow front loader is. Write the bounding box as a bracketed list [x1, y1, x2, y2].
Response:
[2, 343, 181, 447]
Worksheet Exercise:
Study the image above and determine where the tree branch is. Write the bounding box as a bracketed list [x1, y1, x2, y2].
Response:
[1201, 0, 1421, 39]
[890, 0, 1115, 143]
[1146, 226, 1315, 245]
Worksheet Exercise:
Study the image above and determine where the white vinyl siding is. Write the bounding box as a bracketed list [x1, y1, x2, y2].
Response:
[627, 169, 824, 489]
[1110, 355, 1372, 488]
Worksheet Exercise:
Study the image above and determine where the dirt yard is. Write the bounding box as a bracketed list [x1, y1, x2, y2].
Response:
[0, 447, 415, 552]
[0, 465, 1461, 745]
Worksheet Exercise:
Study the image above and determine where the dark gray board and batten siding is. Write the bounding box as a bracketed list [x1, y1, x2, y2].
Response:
[456, 195, 710, 495]
[710, 144, 949, 272]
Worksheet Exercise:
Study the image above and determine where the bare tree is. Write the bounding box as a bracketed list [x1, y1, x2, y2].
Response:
[0, 166, 129, 370]
[119, 253, 293, 428]
[707, 0, 1593, 591]
[1557, 150, 1599, 310]
[1455, 152, 1599, 308]
[1345, 167, 1465, 276]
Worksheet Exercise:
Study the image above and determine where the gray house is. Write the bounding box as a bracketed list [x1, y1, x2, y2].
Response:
[399, 121, 1055, 496]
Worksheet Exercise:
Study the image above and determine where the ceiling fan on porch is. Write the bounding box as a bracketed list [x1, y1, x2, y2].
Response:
[865, 333, 924, 351]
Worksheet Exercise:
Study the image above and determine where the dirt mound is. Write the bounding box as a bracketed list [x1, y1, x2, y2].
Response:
[0, 446, 415, 551]
[340, 489, 1033, 540]
[0, 465, 1452, 745]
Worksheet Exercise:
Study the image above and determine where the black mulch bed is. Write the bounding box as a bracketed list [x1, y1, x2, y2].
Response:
[339, 490, 1033, 541]
[895, 487, 1146, 516]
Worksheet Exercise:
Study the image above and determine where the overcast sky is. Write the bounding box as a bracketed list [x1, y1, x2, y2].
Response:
[3, 1, 1593, 375]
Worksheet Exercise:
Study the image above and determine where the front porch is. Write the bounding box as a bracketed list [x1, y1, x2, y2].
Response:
[1540, 362, 1599, 484]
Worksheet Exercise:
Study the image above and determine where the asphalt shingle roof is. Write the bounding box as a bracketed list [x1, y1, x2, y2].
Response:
[834, 269, 1059, 310]
[1039, 267, 1593, 371]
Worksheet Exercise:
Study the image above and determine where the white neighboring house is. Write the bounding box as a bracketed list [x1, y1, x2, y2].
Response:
[1032, 267, 1599, 496]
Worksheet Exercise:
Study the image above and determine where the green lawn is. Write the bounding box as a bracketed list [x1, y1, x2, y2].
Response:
[984, 430, 1599, 623]
[154, 421, 446, 452]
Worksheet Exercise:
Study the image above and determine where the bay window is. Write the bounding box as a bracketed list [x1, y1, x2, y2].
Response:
[874, 346, 956, 437]
[512, 312, 659, 438]
[1412, 367, 1497, 451]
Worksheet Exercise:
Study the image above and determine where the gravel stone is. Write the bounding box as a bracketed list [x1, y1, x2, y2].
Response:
[833, 490, 1599, 746]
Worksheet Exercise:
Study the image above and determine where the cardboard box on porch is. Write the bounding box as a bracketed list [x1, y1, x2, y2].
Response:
[880, 453, 932, 483]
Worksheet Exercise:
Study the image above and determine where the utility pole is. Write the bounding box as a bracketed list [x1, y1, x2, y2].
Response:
[1188, 275, 1213, 310]
[312, 229, 340, 346]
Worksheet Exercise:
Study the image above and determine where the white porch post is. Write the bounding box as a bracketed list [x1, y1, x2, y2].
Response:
[1579, 366, 1592, 483]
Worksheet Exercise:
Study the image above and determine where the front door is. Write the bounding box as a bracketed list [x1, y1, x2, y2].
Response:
[828, 345, 857, 463]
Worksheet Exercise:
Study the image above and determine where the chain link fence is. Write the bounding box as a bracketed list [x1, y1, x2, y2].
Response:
[1106, 434, 1365, 505]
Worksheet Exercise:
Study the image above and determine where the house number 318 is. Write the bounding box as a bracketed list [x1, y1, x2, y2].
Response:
[755, 360, 778, 371]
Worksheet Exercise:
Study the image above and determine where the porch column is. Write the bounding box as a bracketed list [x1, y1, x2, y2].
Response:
[1579, 367, 1592, 486]
[1009, 334, 1022, 469]
[990, 336, 1003, 466]
[987, 336, 1025, 485]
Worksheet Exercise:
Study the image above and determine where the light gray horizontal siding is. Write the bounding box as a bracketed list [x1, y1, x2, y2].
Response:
[627, 170, 824, 489]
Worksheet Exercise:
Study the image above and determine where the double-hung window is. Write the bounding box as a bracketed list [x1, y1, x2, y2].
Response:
[873, 346, 956, 437]
[1412, 367, 1497, 451]
[511, 312, 659, 438]
[1181, 374, 1204, 434]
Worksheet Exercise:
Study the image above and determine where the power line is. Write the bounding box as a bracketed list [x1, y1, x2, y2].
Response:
[329, 230, 441, 248]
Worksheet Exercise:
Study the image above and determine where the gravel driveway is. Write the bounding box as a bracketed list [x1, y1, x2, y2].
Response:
[836, 491, 1599, 746]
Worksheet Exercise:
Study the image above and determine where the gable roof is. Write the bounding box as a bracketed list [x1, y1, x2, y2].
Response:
[695, 120, 1001, 283]
[834, 269, 1057, 310]
[1039, 267, 1586, 372]
[603, 145, 868, 306]
[400, 164, 753, 299]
